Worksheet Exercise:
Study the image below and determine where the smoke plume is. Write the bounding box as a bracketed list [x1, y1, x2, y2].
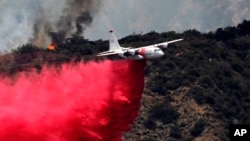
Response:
[44, 0, 102, 45]
[84, 0, 250, 40]
[0, 0, 102, 51]
[0, 60, 145, 141]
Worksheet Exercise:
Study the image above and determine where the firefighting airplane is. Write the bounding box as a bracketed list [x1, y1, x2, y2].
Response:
[97, 30, 183, 60]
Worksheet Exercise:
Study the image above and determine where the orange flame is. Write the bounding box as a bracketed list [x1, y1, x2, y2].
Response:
[48, 43, 56, 50]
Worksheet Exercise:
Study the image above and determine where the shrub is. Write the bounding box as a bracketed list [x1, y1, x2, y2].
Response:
[190, 119, 205, 137]
[149, 103, 180, 124]
[144, 119, 156, 130]
[169, 126, 182, 139]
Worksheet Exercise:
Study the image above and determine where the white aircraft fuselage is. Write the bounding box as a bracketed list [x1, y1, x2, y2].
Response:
[97, 30, 182, 60]
[117, 47, 164, 60]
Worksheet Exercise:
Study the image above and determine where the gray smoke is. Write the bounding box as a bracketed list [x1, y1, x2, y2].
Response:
[0, 0, 102, 52]
[84, 0, 250, 40]
[167, 0, 250, 32]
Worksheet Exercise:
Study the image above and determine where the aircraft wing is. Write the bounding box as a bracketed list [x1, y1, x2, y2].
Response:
[144, 38, 183, 48]
[96, 50, 120, 56]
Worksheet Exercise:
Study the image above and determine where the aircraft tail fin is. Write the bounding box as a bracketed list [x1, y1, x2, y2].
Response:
[109, 30, 122, 51]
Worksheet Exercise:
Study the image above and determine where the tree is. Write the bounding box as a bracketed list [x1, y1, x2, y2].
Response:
[237, 20, 250, 35]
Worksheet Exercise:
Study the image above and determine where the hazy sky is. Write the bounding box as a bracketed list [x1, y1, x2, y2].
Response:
[0, 0, 249, 51]
[84, 0, 250, 40]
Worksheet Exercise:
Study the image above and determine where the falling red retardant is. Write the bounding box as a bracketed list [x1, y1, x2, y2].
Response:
[0, 60, 146, 141]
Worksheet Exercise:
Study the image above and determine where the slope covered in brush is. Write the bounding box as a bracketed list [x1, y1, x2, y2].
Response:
[1, 20, 250, 141]
[125, 20, 250, 141]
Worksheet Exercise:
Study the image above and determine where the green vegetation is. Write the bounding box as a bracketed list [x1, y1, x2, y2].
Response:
[148, 103, 180, 124]
[169, 126, 182, 139]
[1, 20, 250, 140]
[190, 119, 205, 137]
[141, 138, 158, 141]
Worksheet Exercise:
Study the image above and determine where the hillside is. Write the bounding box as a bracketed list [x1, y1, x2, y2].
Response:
[1, 20, 250, 141]
[124, 20, 250, 141]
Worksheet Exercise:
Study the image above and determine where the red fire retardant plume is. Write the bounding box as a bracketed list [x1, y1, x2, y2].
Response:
[0, 60, 146, 141]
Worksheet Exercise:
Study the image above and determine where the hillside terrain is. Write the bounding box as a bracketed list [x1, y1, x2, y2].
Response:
[1, 20, 250, 141]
